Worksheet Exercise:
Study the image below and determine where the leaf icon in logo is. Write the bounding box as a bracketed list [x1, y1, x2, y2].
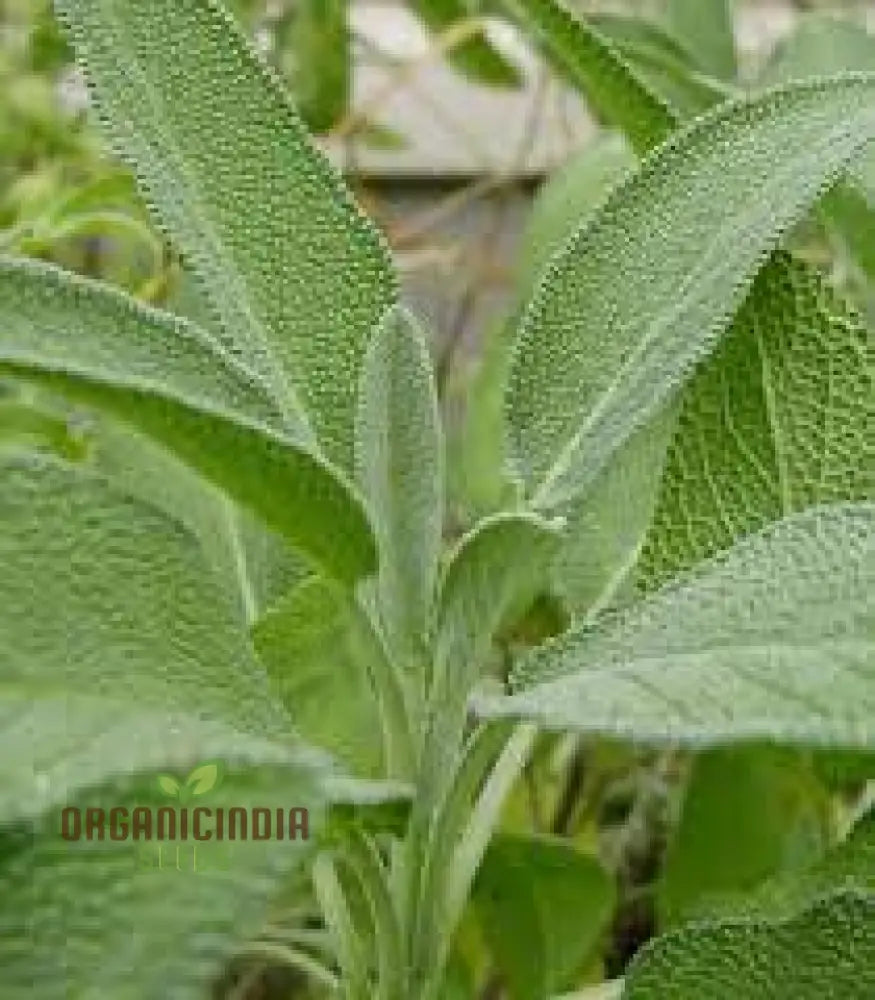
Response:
[185, 763, 221, 797]
[157, 774, 181, 798]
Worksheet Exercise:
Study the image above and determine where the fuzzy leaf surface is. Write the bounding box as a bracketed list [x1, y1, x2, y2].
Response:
[476, 504, 875, 745]
[622, 891, 875, 999]
[355, 307, 444, 665]
[506, 75, 875, 511]
[0, 257, 377, 583]
[55, 0, 397, 466]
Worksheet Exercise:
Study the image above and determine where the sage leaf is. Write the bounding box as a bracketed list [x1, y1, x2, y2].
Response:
[55, 0, 397, 467]
[506, 75, 875, 511]
[475, 503, 874, 745]
[355, 307, 444, 667]
[0, 257, 377, 583]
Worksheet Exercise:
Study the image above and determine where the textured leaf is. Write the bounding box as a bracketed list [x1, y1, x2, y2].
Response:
[516, 131, 636, 306]
[658, 746, 826, 927]
[475, 503, 875, 745]
[638, 254, 872, 589]
[664, 0, 736, 80]
[502, 0, 673, 154]
[622, 891, 875, 999]
[504, 131, 672, 617]
[0, 452, 291, 741]
[757, 13, 875, 288]
[473, 834, 615, 999]
[87, 414, 304, 626]
[506, 75, 875, 511]
[0, 257, 377, 583]
[355, 307, 444, 667]
[252, 576, 385, 777]
[55, 0, 397, 467]
[412, 0, 523, 88]
[0, 762, 324, 999]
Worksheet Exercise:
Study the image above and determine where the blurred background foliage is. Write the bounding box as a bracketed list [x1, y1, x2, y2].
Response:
[2, 1, 873, 997]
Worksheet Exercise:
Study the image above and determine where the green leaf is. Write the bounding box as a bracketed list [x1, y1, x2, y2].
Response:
[502, 0, 674, 154]
[0, 762, 325, 998]
[0, 392, 87, 460]
[506, 75, 875, 511]
[55, 0, 397, 468]
[756, 14, 875, 289]
[86, 413, 304, 626]
[658, 746, 827, 927]
[516, 131, 636, 307]
[355, 306, 444, 667]
[185, 761, 221, 795]
[761, 15, 875, 85]
[552, 406, 677, 619]
[707, 808, 875, 920]
[504, 131, 673, 618]
[252, 577, 386, 778]
[622, 891, 875, 999]
[475, 503, 875, 745]
[447, 317, 517, 519]
[411, 0, 524, 88]
[283, 0, 350, 133]
[0, 452, 292, 743]
[435, 513, 564, 697]
[156, 774, 181, 798]
[473, 834, 615, 999]
[0, 257, 377, 584]
[589, 14, 730, 117]
[637, 253, 872, 590]
[664, 0, 736, 80]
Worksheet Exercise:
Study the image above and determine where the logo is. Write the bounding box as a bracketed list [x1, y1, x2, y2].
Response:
[156, 762, 222, 803]
[59, 760, 310, 871]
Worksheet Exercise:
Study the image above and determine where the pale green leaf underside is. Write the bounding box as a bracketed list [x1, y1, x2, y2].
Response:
[476, 504, 874, 744]
[0, 764, 324, 999]
[55, 0, 397, 468]
[622, 891, 875, 999]
[355, 307, 444, 665]
[507, 74, 875, 511]
[0, 257, 377, 583]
